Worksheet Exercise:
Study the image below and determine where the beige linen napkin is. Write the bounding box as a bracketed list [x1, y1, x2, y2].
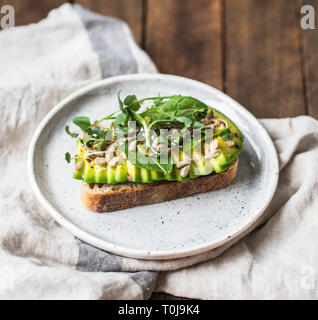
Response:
[156, 116, 318, 299]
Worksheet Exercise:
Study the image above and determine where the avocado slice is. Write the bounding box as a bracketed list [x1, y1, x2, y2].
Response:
[73, 169, 83, 180]
[210, 109, 243, 173]
[83, 162, 95, 183]
[127, 160, 141, 182]
[141, 168, 152, 183]
[95, 165, 107, 183]
[213, 109, 243, 150]
[163, 169, 175, 181]
[210, 137, 240, 173]
[106, 165, 116, 184]
[115, 163, 128, 183]
[192, 149, 214, 176]
[189, 163, 200, 180]
[173, 167, 183, 182]
[151, 170, 164, 181]
[73, 139, 85, 180]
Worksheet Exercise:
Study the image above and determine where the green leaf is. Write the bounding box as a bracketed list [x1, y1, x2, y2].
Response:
[104, 129, 113, 142]
[118, 140, 173, 174]
[114, 113, 128, 135]
[175, 116, 191, 123]
[183, 139, 200, 152]
[73, 116, 91, 132]
[91, 126, 105, 138]
[176, 117, 192, 128]
[124, 94, 141, 111]
[153, 94, 164, 106]
[219, 128, 234, 141]
[117, 90, 127, 114]
[141, 96, 208, 126]
[97, 140, 107, 151]
[160, 96, 208, 115]
[113, 95, 211, 172]
[85, 140, 94, 148]
[65, 152, 71, 163]
[136, 152, 173, 174]
[154, 98, 161, 106]
[65, 125, 79, 138]
[192, 121, 205, 129]
[124, 95, 135, 105]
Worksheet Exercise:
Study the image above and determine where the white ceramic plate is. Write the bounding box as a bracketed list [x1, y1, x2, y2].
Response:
[28, 74, 279, 260]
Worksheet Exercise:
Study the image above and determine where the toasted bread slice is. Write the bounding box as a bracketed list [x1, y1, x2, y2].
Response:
[81, 158, 238, 212]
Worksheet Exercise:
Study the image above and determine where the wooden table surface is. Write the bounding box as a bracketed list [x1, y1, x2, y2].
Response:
[3, 0, 318, 299]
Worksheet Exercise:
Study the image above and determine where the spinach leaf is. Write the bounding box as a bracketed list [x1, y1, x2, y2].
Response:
[140, 95, 208, 126]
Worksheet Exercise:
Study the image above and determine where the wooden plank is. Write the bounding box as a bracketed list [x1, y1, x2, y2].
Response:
[1, 0, 66, 26]
[299, 0, 318, 118]
[224, 0, 306, 118]
[145, 0, 222, 89]
[75, 0, 143, 45]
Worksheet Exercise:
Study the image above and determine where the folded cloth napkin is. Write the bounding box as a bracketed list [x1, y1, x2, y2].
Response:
[0, 3, 317, 299]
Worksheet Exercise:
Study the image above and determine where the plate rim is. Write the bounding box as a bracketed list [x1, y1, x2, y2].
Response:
[28, 73, 279, 260]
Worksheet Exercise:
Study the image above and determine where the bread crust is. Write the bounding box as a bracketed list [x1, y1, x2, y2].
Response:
[81, 158, 238, 212]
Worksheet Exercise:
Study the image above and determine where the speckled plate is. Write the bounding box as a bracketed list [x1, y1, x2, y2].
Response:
[28, 74, 279, 260]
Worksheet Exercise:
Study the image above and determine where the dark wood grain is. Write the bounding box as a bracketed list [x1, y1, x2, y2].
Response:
[299, 0, 318, 118]
[145, 0, 222, 89]
[224, 0, 306, 118]
[75, 0, 143, 45]
[1, 0, 66, 25]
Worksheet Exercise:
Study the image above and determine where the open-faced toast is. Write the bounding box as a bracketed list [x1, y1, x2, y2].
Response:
[65, 94, 243, 212]
[81, 158, 238, 212]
